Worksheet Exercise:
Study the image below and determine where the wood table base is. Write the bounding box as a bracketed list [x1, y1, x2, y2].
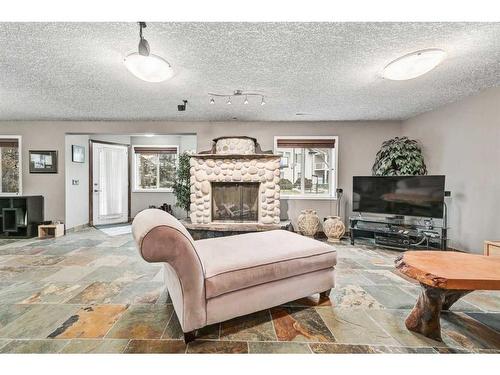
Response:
[405, 283, 471, 341]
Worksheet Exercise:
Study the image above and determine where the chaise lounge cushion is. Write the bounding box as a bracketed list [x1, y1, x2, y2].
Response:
[195, 230, 337, 299]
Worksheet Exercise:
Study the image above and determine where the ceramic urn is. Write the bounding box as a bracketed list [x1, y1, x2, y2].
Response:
[297, 209, 320, 237]
[323, 215, 346, 242]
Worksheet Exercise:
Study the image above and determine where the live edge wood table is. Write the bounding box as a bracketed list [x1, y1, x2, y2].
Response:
[395, 251, 500, 341]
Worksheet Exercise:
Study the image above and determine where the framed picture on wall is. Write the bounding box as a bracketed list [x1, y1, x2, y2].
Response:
[29, 150, 58, 173]
[72, 145, 85, 163]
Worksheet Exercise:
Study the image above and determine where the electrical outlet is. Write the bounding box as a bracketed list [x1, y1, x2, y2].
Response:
[72, 179, 79, 185]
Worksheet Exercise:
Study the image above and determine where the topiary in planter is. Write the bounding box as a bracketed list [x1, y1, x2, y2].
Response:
[372, 136, 427, 176]
[173, 152, 192, 219]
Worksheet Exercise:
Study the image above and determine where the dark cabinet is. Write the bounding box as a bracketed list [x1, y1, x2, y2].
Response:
[0, 196, 44, 238]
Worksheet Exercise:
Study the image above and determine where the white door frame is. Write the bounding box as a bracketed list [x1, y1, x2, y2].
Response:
[89, 140, 131, 226]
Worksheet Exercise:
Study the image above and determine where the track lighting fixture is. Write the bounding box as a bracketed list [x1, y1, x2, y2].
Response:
[208, 90, 267, 106]
[124, 22, 174, 83]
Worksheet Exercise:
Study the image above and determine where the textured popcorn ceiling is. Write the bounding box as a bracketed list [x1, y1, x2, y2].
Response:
[0, 22, 499, 121]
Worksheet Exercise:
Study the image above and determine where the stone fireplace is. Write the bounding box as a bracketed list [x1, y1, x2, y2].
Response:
[189, 136, 281, 227]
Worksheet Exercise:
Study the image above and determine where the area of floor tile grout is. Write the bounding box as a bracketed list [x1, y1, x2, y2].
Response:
[0, 228, 498, 354]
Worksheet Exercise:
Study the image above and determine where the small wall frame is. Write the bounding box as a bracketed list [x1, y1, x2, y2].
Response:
[29, 150, 58, 173]
[71, 145, 85, 163]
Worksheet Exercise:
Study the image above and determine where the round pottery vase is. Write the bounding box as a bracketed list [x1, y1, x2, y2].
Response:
[323, 215, 346, 243]
[297, 209, 320, 237]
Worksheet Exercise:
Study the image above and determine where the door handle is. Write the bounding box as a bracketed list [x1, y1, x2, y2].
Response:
[94, 189, 101, 193]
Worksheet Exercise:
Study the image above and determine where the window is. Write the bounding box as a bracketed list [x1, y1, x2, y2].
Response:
[275, 136, 337, 198]
[133, 145, 178, 192]
[0, 137, 21, 195]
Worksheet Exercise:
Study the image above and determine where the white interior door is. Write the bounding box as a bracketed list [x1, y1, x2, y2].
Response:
[92, 142, 129, 226]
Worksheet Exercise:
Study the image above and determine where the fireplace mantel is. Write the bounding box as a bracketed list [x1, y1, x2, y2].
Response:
[191, 154, 277, 160]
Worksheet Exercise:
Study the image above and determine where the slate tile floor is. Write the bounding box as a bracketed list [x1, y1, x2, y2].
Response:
[0, 228, 499, 354]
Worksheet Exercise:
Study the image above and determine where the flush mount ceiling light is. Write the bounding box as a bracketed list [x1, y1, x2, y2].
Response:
[208, 90, 266, 106]
[124, 22, 174, 83]
[382, 49, 446, 81]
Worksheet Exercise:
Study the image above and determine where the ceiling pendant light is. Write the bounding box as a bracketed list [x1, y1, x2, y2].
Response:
[210, 97, 215, 104]
[124, 22, 174, 83]
[227, 96, 232, 105]
[261, 96, 266, 106]
[244, 95, 249, 104]
[383, 49, 446, 81]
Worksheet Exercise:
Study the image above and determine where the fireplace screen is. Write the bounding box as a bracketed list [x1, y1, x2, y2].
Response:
[212, 182, 259, 222]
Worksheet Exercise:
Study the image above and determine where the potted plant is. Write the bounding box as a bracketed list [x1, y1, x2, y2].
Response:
[173, 152, 191, 219]
[372, 136, 427, 176]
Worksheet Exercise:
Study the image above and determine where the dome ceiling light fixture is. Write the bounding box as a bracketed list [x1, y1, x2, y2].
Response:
[382, 49, 446, 81]
[208, 90, 266, 106]
[124, 22, 174, 83]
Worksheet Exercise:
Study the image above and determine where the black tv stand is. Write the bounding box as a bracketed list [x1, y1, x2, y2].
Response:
[349, 215, 448, 251]
[0, 196, 44, 238]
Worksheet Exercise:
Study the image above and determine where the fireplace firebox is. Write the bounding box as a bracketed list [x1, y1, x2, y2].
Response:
[212, 182, 259, 222]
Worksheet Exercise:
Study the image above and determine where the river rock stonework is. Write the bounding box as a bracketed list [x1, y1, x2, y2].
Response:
[189, 156, 281, 224]
[215, 137, 256, 155]
[189, 137, 281, 225]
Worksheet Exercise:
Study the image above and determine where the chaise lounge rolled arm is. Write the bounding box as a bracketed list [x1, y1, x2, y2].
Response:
[132, 209, 336, 344]
[132, 209, 206, 333]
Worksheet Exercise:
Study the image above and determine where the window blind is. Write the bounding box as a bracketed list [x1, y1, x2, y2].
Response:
[0, 138, 19, 148]
[133, 147, 177, 154]
[276, 138, 335, 148]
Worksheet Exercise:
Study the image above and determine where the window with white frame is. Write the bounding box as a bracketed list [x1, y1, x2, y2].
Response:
[133, 145, 178, 191]
[0, 137, 21, 195]
[275, 136, 337, 198]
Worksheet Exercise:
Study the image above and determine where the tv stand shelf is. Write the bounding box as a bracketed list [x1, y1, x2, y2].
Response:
[0, 196, 44, 238]
[349, 216, 448, 250]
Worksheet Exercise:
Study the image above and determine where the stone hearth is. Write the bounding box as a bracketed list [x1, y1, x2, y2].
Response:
[189, 137, 281, 226]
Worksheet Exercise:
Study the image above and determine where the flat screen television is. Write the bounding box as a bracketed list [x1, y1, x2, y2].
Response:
[352, 175, 445, 218]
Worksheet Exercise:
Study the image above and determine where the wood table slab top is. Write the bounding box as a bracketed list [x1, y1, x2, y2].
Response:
[396, 251, 500, 290]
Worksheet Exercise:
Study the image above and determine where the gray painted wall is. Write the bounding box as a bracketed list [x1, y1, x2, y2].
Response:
[0, 121, 401, 229]
[402, 87, 500, 253]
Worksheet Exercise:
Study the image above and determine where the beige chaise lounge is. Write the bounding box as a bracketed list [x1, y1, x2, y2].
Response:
[132, 209, 337, 343]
